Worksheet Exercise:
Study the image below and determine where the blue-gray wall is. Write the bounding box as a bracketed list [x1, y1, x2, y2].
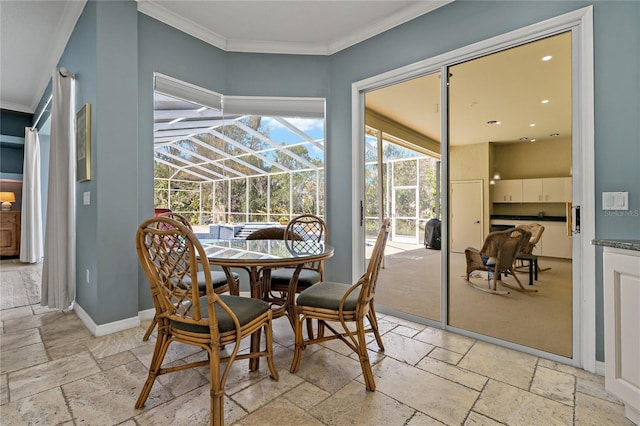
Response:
[33, 0, 639, 362]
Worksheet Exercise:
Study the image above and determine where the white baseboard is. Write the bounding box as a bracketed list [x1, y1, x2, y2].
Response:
[139, 308, 155, 321]
[73, 302, 141, 337]
[595, 360, 605, 376]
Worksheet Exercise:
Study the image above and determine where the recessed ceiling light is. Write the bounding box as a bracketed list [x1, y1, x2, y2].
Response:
[520, 137, 529, 141]
[529, 123, 536, 127]
[542, 55, 553, 61]
[487, 120, 501, 125]
[541, 99, 550, 104]
[530, 139, 536, 142]
[550, 133, 560, 137]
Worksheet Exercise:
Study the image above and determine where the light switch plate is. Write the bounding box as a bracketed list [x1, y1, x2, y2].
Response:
[602, 191, 628, 210]
[83, 191, 90, 205]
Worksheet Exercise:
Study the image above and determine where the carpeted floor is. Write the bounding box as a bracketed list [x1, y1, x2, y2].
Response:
[376, 246, 573, 358]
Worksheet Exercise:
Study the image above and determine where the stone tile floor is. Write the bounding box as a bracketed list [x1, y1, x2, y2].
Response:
[0, 259, 633, 425]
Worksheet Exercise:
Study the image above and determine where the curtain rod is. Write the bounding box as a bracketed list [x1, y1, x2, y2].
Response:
[32, 68, 75, 129]
[32, 94, 52, 130]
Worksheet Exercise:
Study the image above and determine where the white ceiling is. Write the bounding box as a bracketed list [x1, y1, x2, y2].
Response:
[0, 0, 448, 114]
[0, 0, 570, 146]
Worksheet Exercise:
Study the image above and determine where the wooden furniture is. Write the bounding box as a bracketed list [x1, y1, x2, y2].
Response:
[464, 227, 536, 295]
[135, 217, 279, 426]
[490, 219, 572, 259]
[201, 237, 334, 368]
[141, 213, 240, 342]
[603, 245, 640, 425]
[0, 210, 20, 256]
[289, 218, 390, 391]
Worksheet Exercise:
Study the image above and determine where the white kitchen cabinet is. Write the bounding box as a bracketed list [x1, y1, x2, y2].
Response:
[603, 247, 640, 425]
[492, 179, 522, 203]
[520, 177, 571, 203]
[541, 222, 572, 259]
[522, 179, 543, 202]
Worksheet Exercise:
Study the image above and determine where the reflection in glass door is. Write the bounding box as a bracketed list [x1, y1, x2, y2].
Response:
[447, 32, 573, 357]
[363, 71, 442, 322]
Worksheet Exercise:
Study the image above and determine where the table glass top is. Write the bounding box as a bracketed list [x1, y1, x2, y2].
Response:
[199, 238, 334, 263]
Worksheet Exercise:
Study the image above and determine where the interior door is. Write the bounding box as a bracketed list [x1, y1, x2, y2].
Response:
[450, 180, 483, 253]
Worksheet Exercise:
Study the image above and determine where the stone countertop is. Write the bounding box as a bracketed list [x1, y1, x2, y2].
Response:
[591, 239, 640, 252]
[490, 215, 567, 222]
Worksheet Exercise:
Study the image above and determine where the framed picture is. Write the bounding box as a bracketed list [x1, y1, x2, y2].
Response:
[76, 103, 91, 182]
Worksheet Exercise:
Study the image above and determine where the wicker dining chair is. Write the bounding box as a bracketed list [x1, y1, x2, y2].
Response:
[135, 217, 278, 426]
[140, 212, 240, 341]
[289, 218, 390, 391]
[464, 227, 536, 295]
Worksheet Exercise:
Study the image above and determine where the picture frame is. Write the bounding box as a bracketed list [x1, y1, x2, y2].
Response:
[76, 103, 91, 182]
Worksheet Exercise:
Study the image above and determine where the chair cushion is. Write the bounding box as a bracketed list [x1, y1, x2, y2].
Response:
[181, 270, 239, 291]
[269, 268, 321, 290]
[296, 282, 358, 311]
[171, 295, 269, 334]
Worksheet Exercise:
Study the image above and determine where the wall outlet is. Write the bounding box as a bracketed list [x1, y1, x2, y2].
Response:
[86, 269, 90, 284]
[83, 192, 90, 205]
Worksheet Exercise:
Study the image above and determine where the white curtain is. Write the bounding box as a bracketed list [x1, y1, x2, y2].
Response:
[20, 127, 44, 263]
[41, 69, 76, 309]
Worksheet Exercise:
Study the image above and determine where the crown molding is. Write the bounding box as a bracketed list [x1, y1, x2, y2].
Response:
[137, 0, 228, 50]
[138, 0, 451, 56]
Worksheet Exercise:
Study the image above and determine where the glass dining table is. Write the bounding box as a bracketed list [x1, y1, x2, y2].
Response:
[199, 238, 334, 370]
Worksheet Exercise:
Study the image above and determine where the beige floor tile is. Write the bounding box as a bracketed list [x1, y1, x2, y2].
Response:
[414, 327, 476, 354]
[134, 384, 239, 426]
[394, 324, 424, 337]
[473, 380, 573, 425]
[373, 356, 479, 425]
[156, 358, 211, 398]
[379, 330, 435, 365]
[310, 380, 415, 425]
[1, 309, 63, 333]
[231, 397, 323, 426]
[0, 387, 72, 425]
[464, 411, 505, 425]
[64, 360, 174, 425]
[0, 341, 49, 374]
[282, 381, 331, 411]
[8, 351, 101, 400]
[231, 369, 302, 412]
[458, 340, 537, 390]
[407, 411, 447, 425]
[0, 305, 33, 321]
[574, 391, 633, 425]
[39, 312, 93, 349]
[84, 326, 147, 359]
[292, 346, 364, 393]
[47, 341, 90, 360]
[429, 347, 464, 364]
[0, 327, 41, 351]
[416, 357, 487, 391]
[97, 350, 137, 371]
[575, 374, 623, 404]
[1, 373, 7, 404]
[530, 365, 576, 406]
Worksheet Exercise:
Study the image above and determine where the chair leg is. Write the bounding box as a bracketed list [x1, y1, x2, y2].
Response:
[367, 301, 385, 351]
[142, 316, 157, 342]
[208, 346, 224, 426]
[264, 318, 279, 380]
[135, 327, 171, 408]
[355, 318, 376, 391]
[289, 311, 305, 373]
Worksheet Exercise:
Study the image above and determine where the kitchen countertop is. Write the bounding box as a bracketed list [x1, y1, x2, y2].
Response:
[490, 215, 567, 222]
[591, 239, 640, 252]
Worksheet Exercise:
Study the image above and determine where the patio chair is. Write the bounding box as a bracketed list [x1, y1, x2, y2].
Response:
[289, 218, 390, 391]
[464, 227, 537, 295]
[135, 217, 278, 426]
[514, 223, 551, 273]
[141, 213, 240, 341]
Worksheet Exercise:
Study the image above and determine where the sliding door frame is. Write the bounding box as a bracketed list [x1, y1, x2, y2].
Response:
[351, 6, 595, 371]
